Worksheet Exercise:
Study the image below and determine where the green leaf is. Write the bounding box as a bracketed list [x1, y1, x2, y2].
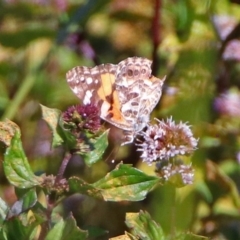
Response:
[93, 163, 160, 201]
[0, 229, 7, 240]
[206, 160, 240, 208]
[2, 212, 40, 240]
[3, 130, 41, 188]
[0, 120, 19, 147]
[69, 164, 160, 202]
[58, 117, 77, 150]
[82, 130, 109, 166]
[7, 189, 37, 218]
[173, 0, 194, 42]
[125, 211, 165, 240]
[68, 177, 103, 199]
[40, 104, 64, 148]
[0, 198, 8, 223]
[45, 214, 88, 240]
[85, 226, 108, 239]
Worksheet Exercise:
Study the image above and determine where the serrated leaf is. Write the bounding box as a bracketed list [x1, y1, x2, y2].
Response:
[3, 131, 40, 188]
[0, 198, 8, 223]
[7, 189, 37, 219]
[45, 214, 88, 240]
[68, 177, 103, 199]
[40, 104, 63, 148]
[93, 163, 160, 201]
[0, 120, 19, 147]
[82, 130, 109, 166]
[126, 211, 164, 240]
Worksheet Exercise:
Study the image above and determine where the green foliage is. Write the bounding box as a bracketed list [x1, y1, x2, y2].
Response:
[1, 0, 240, 239]
[81, 130, 109, 166]
[3, 122, 41, 188]
[45, 215, 88, 240]
[0, 198, 8, 224]
[69, 163, 159, 202]
[93, 164, 160, 201]
[40, 105, 65, 148]
[7, 189, 37, 218]
[125, 211, 165, 240]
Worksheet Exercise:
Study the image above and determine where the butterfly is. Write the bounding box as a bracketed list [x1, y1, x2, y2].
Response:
[66, 57, 165, 145]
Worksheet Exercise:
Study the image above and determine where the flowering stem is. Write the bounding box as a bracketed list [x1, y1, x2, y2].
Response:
[55, 152, 72, 186]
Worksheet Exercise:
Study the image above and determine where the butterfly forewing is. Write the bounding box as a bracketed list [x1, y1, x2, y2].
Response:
[66, 64, 116, 106]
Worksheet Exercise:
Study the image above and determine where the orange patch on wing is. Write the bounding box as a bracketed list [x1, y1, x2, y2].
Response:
[97, 73, 127, 123]
[97, 73, 115, 100]
[108, 90, 126, 122]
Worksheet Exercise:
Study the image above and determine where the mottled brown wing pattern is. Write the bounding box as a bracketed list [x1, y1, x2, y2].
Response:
[66, 57, 165, 145]
[66, 63, 130, 129]
[66, 63, 116, 107]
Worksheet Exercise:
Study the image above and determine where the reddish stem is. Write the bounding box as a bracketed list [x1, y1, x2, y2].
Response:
[54, 152, 72, 186]
[151, 0, 162, 75]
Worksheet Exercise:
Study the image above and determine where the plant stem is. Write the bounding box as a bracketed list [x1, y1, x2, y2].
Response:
[151, 0, 162, 75]
[55, 152, 72, 186]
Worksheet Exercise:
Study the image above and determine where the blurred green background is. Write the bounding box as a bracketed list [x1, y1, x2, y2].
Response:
[1, 0, 240, 239]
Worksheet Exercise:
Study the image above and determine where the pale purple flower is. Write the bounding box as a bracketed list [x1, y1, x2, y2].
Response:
[214, 89, 240, 117]
[212, 15, 237, 40]
[136, 117, 198, 165]
[160, 163, 194, 185]
[222, 40, 240, 62]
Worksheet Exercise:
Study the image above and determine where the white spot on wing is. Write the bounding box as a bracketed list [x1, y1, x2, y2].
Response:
[83, 90, 93, 104]
[86, 77, 93, 84]
[100, 101, 110, 117]
[72, 86, 78, 94]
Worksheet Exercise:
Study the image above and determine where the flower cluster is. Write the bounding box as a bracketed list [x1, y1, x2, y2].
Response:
[136, 117, 198, 185]
[62, 104, 102, 153]
[62, 104, 101, 132]
[137, 118, 198, 164]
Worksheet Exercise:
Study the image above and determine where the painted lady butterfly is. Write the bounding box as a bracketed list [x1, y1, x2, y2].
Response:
[66, 57, 165, 145]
